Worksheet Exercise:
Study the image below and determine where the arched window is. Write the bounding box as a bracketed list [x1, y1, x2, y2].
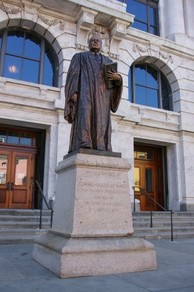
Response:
[129, 63, 173, 110]
[0, 29, 58, 87]
[126, 0, 159, 35]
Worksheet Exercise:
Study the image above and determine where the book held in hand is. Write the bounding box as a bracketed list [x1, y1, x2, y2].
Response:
[103, 62, 118, 89]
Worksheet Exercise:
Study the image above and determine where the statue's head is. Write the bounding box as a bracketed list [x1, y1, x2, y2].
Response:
[89, 33, 102, 53]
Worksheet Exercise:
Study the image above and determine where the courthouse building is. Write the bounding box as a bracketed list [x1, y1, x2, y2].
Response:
[0, 0, 194, 212]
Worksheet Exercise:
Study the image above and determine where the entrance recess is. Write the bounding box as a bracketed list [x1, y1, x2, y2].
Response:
[134, 144, 165, 211]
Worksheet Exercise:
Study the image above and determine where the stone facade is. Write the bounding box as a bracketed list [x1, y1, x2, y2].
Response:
[0, 0, 194, 210]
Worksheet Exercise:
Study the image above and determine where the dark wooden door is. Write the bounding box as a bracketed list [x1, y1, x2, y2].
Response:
[0, 149, 35, 209]
[134, 145, 164, 211]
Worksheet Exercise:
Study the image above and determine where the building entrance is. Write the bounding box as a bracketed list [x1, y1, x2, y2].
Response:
[0, 126, 45, 209]
[134, 144, 165, 211]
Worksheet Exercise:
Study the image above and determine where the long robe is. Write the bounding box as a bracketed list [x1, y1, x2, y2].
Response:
[64, 51, 123, 153]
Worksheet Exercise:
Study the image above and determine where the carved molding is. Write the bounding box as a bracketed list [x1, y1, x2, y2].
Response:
[133, 42, 174, 64]
[38, 14, 65, 31]
[76, 24, 120, 59]
[0, 1, 66, 31]
[110, 18, 129, 40]
[159, 50, 174, 64]
[0, 2, 23, 14]
[56, 154, 131, 173]
[89, 25, 110, 54]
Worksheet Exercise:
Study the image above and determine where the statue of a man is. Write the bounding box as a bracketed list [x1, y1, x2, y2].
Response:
[64, 33, 123, 153]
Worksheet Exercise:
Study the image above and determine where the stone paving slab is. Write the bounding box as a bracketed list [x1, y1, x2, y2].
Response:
[0, 238, 194, 292]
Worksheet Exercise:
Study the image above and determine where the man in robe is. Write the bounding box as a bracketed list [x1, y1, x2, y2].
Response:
[64, 33, 123, 153]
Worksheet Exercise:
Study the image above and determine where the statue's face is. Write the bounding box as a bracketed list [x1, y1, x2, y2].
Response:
[89, 36, 102, 52]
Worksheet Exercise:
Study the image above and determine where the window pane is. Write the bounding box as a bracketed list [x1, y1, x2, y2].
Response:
[0, 155, 8, 184]
[3, 55, 22, 80]
[145, 168, 153, 192]
[20, 137, 32, 146]
[150, 25, 157, 35]
[132, 21, 148, 32]
[14, 157, 27, 186]
[136, 149, 153, 160]
[149, 7, 157, 26]
[127, 0, 159, 35]
[0, 130, 7, 143]
[43, 49, 54, 86]
[7, 135, 19, 144]
[147, 88, 159, 108]
[161, 75, 172, 110]
[6, 31, 24, 56]
[127, 0, 147, 21]
[24, 33, 41, 60]
[128, 69, 132, 102]
[134, 167, 140, 191]
[136, 85, 147, 105]
[135, 65, 146, 86]
[147, 66, 158, 89]
[22, 59, 39, 83]
[0, 32, 2, 52]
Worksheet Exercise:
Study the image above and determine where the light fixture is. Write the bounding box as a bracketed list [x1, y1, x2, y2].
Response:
[8, 65, 18, 73]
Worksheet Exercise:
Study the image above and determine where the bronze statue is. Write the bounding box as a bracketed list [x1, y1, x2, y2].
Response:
[64, 34, 123, 153]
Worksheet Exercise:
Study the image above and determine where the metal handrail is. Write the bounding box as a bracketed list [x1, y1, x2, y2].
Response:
[34, 180, 53, 229]
[132, 186, 174, 241]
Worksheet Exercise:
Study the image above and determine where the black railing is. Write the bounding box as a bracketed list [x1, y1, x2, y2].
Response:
[34, 180, 53, 229]
[132, 186, 174, 241]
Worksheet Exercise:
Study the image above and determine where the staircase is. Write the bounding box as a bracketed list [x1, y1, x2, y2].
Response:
[1, 210, 194, 243]
[0, 209, 51, 244]
[133, 211, 194, 240]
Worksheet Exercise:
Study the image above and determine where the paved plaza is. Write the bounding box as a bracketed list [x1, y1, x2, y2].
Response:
[0, 238, 194, 292]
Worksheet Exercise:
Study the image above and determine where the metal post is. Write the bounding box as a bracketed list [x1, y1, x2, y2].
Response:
[134, 192, 136, 212]
[170, 210, 174, 241]
[150, 210, 153, 228]
[39, 190, 43, 229]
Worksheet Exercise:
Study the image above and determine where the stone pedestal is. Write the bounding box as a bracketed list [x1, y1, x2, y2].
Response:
[33, 150, 157, 278]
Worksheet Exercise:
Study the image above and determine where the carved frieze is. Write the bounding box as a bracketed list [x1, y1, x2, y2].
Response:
[133, 42, 174, 64]
[38, 14, 65, 31]
[0, 2, 23, 14]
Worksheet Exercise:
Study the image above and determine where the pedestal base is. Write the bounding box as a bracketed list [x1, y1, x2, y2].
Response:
[33, 231, 157, 278]
[33, 152, 157, 277]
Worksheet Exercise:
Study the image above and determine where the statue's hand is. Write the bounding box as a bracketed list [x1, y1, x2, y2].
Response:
[107, 70, 121, 81]
[71, 93, 78, 103]
[67, 93, 78, 123]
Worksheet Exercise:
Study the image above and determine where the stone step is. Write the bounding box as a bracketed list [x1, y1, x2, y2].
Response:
[0, 209, 52, 216]
[133, 221, 194, 227]
[133, 211, 194, 217]
[0, 209, 51, 243]
[0, 221, 50, 229]
[133, 231, 194, 240]
[132, 211, 194, 240]
[0, 229, 48, 244]
[0, 215, 51, 222]
[134, 226, 194, 232]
